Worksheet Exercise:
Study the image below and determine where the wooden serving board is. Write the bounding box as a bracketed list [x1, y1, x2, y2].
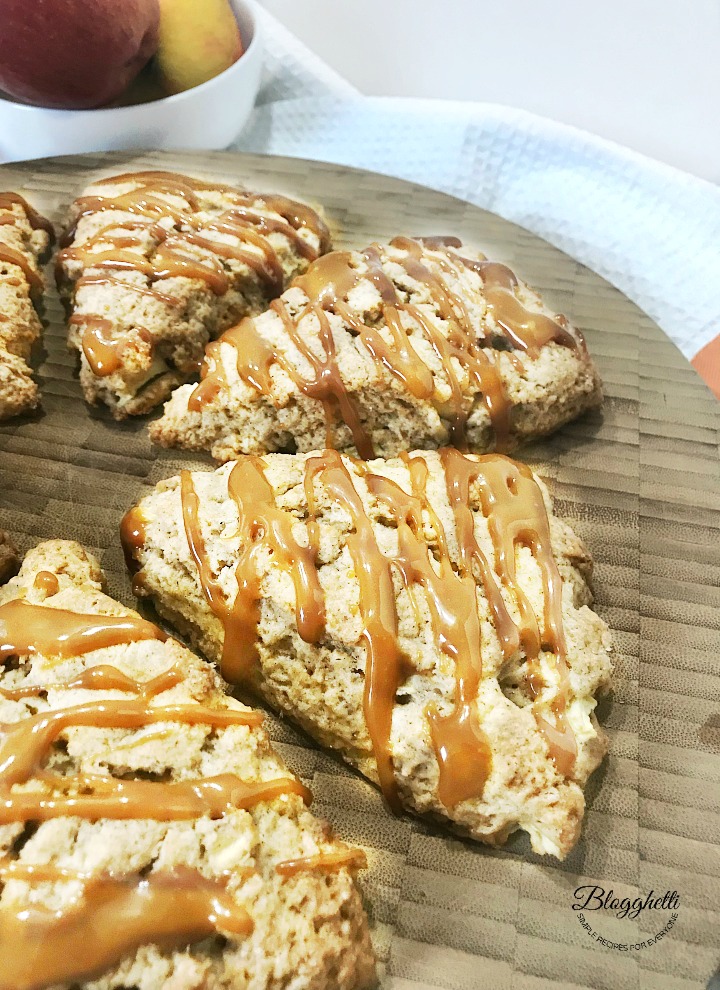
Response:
[0, 150, 718, 990]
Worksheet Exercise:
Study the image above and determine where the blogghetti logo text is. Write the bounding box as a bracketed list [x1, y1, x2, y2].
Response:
[570, 885, 680, 951]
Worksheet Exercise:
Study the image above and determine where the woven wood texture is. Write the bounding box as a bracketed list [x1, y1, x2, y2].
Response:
[0, 150, 717, 990]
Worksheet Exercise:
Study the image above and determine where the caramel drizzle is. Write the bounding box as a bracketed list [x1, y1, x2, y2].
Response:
[0, 857, 90, 882]
[0, 662, 182, 701]
[77, 272, 182, 307]
[227, 458, 325, 647]
[33, 570, 59, 596]
[0, 847, 370, 986]
[0, 769, 307, 825]
[67, 170, 328, 238]
[276, 294, 375, 455]
[179, 469, 250, 680]
[0, 869, 252, 990]
[453, 451, 576, 773]
[74, 316, 154, 379]
[0, 243, 43, 294]
[0, 190, 52, 295]
[190, 256, 374, 455]
[0, 600, 308, 809]
[457, 256, 579, 357]
[208, 204, 319, 261]
[350, 246, 434, 399]
[305, 451, 403, 808]
[276, 846, 367, 877]
[438, 451, 519, 659]
[179, 461, 325, 684]
[390, 238, 510, 445]
[170, 450, 576, 809]
[58, 171, 329, 386]
[62, 242, 229, 295]
[187, 333, 234, 411]
[365, 456, 492, 808]
[0, 599, 166, 661]
[0, 191, 54, 237]
[191, 238, 576, 456]
[183, 225, 284, 296]
[119, 505, 149, 598]
[0, 669, 309, 823]
[1, 690, 255, 763]
[0, 596, 312, 982]
[70, 314, 121, 377]
[0, 607, 309, 823]
[59, 171, 328, 287]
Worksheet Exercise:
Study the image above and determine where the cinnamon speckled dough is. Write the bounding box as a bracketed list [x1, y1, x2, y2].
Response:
[57, 173, 330, 419]
[0, 541, 376, 990]
[127, 451, 613, 860]
[150, 240, 603, 461]
[0, 196, 51, 419]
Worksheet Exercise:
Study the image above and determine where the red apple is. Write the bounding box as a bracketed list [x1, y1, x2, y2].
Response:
[0, 0, 160, 109]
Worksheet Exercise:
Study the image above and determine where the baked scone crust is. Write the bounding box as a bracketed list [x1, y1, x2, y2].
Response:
[124, 450, 613, 860]
[56, 171, 331, 419]
[0, 540, 376, 990]
[0, 193, 52, 420]
[150, 238, 603, 461]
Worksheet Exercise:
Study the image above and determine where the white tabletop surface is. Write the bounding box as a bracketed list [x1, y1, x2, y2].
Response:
[258, 0, 720, 184]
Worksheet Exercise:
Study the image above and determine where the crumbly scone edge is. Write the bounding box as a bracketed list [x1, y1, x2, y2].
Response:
[0, 539, 376, 990]
[127, 451, 613, 860]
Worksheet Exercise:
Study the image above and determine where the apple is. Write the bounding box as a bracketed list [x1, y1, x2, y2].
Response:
[155, 0, 243, 95]
[0, 0, 160, 109]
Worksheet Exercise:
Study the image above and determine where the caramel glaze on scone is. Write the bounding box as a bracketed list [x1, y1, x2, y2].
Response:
[0, 540, 375, 990]
[0, 192, 53, 420]
[150, 237, 603, 461]
[122, 450, 613, 860]
[56, 171, 331, 419]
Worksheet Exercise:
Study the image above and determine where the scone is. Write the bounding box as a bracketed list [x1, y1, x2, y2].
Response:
[150, 237, 603, 461]
[122, 449, 613, 859]
[0, 192, 53, 420]
[0, 540, 375, 990]
[56, 171, 331, 418]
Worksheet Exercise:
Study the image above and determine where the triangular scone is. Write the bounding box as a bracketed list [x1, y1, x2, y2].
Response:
[56, 171, 331, 418]
[123, 450, 613, 859]
[0, 192, 53, 420]
[150, 238, 603, 462]
[0, 540, 375, 990]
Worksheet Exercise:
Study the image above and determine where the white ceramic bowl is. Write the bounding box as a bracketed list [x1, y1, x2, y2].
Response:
[0, 0, 262, 162]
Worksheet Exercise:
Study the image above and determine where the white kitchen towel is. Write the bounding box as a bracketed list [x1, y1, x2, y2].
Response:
[252, 1, 357, 105]
[235, 94, 720, 371]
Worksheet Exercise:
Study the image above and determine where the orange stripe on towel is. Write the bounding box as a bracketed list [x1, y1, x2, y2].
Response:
[692, 334, 720, 400]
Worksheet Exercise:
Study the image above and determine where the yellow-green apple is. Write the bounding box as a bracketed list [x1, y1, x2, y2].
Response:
[155, 0, 243, 95]
[0, 0, 160, 109]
